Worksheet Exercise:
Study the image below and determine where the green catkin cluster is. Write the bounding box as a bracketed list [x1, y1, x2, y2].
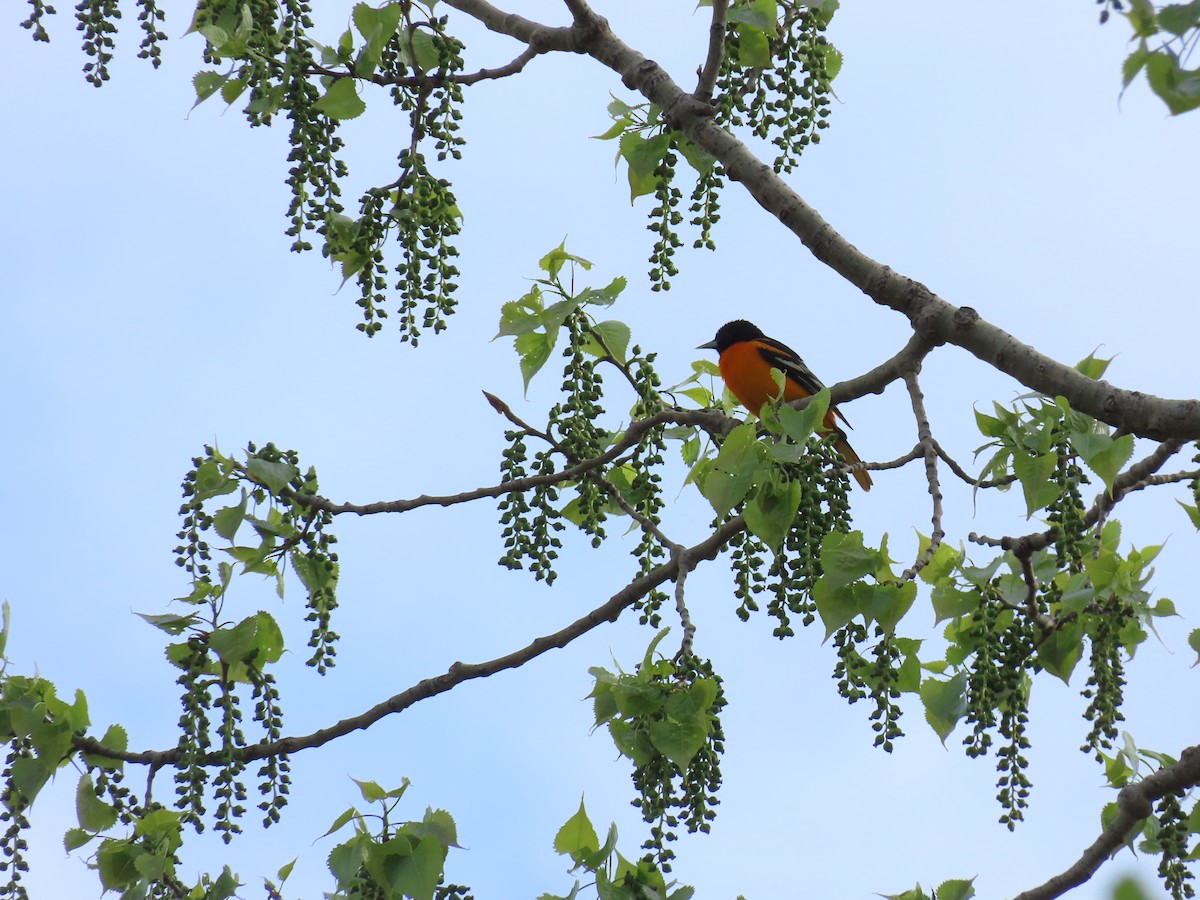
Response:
[135, 0, 165, 67]
[211, 679, 248, 843]
[552, 315, 610, 545]
[729, 527, 769, 621]
[741, 436, 853, 637]
[249, 669, 290, 827]
[648, 142, 684, 292]
[627, 347, 671, 624]
[174, 639, 215, 830]
[632, 658, 725, 873]
[19, 0, 56, 43]
[1079, 597, 1128, 759]
[497, 433, 564, 584]
[1047, 431, 1090, 571]
[715, 3, 836, 174]
[0, 739, 33, 899]
[688, 164, 723, 251]
[960, 586, 1034, 828]
[1155, 791, 1197, 900]
[75, 0, 120, 86]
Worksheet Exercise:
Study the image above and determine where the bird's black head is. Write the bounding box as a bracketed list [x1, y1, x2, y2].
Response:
[698, 319, 765, 353]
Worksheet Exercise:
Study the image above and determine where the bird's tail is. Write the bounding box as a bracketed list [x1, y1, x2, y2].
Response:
[832, 434, 873, 491]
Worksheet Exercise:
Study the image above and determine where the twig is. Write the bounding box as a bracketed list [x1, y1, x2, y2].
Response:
[291, 401, 731, 517]
[672, 546, 696, 658]
[694, 0, 728, 102]
[1013, 744, 1200, 900]
[1015, 550, 1058, 634]
[900, 370, 945, 581]
[933, 438, 1017, 489]
[968, 439, 1185, 556]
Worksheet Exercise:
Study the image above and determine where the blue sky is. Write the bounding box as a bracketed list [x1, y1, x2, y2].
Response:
[4, 2, 1200, 898]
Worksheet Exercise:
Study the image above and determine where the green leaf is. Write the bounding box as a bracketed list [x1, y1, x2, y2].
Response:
[818, 530, 878, 590]
[1157, 0, 1200, 36]
[539, 241, 592, 279]
[584, 320, 631, 364]
[620, 132, 671, 202]
[822, 43, 844, 80]
[1124, 45, 1152, 89]
[192, 71, 226, 105]
[861, 580, 917, 634]
[1127, 0, 1160, 36]
[315, 77, 367, 120]
[76, 774, 119, 832]
[920, 672, 968, 744]
[935, 878, 976, 900]
[554, 798, 599, 861]
[353, 1, 403, 75]
[495, 287, 545, 337]
[812, 578, 858, 640]
[743, 475, 801, 550]
[134, 612, 198, 635]
[353, 778, 388, 803]
[734, 23, 772, 67]
[1011, 450, 1057, 515]
[1111, 875, 1155, 900]
[675, 133, 716, 174]
[516, 329, 556, 393]
[208, 611, 285, 676]
[1189, 628, 1200, 665]
[593, 117, 631, 141]
[1071, 428, 1134, 494]
[64, 827, 94, 852]
[328, 833, 371, 886]
[931, 583, 977, 624]
[646, 715, 709, 769]
[1038, 621, 1084, 683]
[247, 457, 299, 495]
[213, 491, 248, 540]
[1074, 351, 1115, 380]
[96, 839, 140, 891]
[726, 0, 778, 29]
[1145, 50, 1200, 114]
[387, 830, 447, 900]
[916, 533, 962, 586]
[775, 387, 830, 444]
[220, 77, 248, 105]
[194, 458, 237, 500]
[1178, 500, 1200, 530]
[700, 422, 763, 515]
[973, 407, 1008, 439]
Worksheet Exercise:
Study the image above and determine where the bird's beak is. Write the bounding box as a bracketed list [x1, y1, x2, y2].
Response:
[697, 339, 718, 351]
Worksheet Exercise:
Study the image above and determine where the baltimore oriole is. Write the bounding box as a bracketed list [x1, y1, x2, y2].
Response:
[699, 319, 873, 491]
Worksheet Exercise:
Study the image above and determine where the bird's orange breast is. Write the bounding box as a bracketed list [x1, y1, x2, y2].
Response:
[719, 341, 813, 415]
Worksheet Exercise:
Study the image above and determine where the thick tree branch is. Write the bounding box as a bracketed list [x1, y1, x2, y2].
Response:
[1014, 744, 1200, 900]
[73, 517, 747, 768]
[523, 1, 1200, 441]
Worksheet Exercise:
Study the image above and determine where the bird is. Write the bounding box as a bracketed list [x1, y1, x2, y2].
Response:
[698, 319, 872, 490]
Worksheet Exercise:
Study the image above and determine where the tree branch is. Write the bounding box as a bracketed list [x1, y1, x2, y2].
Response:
[291, 402, 731, 516]
[72, 517, 747, 768]
[969, 439, 1185, 556]
[900, 370, 945, 581]
[1013, 744, 1200, 900]
[544, 5, 1200, 441]
[694, 0, 728, 102]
